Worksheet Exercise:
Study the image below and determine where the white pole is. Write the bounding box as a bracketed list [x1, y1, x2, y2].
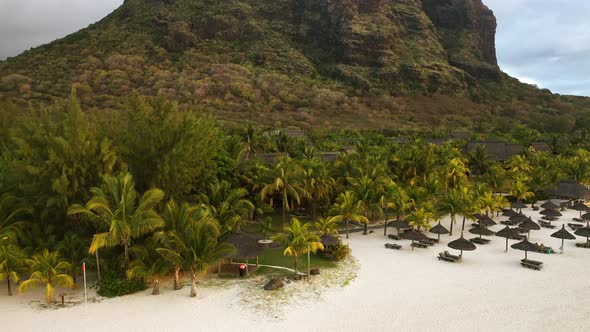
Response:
[83, 262, 88, 313]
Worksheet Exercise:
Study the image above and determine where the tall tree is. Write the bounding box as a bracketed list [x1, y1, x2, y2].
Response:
[56, 233, 86, 285]
[328, 191, 368, 239]
[157, 206, 234, 297]
[261, 156, 308, 227]
[115, 96, 222, 197]
[19, 250, 74, 303]
[199, 181, 253, 234]
[273, 218, 324, 275]
[68, 173, 164, 271]
[127, 239, 172, 295]
[0, 243, 26, 296]
[0, 193, 29, 244]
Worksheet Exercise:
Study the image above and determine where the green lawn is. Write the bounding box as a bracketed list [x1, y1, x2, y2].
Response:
[241, 209, 313, 234]
[248, 247, 337, 272]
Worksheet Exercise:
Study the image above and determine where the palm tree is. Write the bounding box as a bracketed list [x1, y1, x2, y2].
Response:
[127, 240, 172, 295]
[158, 207, 234, 297]
[328, 191, 368, 239]
[155, 200, 201, 290]
[67, 173, 165, 272]
[19, 250, 74, 303]
[385, 185, 413, 236]
[437, 189, 465, 236]
[199, 181, 253, 234]
[301, 159, 334, 222]
[0, 243, 26, 296]
[407, 208, 434, 231]
[469, 145, 491, 176]
[314, 217, 339, 237]
[445, 157, 469, 190]
[56, 233, 86, 286]
[349, 173, 385, 235]
[273, 218, 324, 275]
[0, 193, 30, 244]
[261, 156, 309, 228]
[509, 180, 534, 206]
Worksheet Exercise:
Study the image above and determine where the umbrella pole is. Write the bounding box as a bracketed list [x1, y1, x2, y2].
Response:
[561, 238, 564, 254]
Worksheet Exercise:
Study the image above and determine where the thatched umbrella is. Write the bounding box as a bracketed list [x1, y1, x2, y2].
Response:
[511, 201, 527, 211]
[401, 229, 428, 251]
[469, 226, 495, 239]
[389, 219, 411, 235]
[320, 234, 340, 247]
[509, 213, 528, 223]
[429, 222, 449, 241]
[475, 215, 497, 227]
[540, 209, 562, 218]
[519, 218, 541, 239]
[224, 232, 265, 271]
[502, 209, 518, 217]
[448, 232, 476, 259]
[540, 200, 559, 210]
[511, 237, 541, 261]
[574, 227, 590, 247]
[496, 226, 520, 252]
[551, 225, 576, 253]
[572, 202, 590, 218]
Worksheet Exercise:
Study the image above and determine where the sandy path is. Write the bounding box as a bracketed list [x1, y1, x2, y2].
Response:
[2, 205, 590, 331]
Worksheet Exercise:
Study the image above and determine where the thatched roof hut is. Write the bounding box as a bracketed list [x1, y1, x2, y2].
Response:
[223, 232, 265, 259]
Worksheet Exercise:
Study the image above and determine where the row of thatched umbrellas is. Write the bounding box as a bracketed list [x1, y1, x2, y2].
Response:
[390, 202, 588, 261]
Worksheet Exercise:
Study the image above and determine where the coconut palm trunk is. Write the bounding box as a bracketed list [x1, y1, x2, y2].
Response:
[173, 266, 181, 290]
[124, 241, 130, 272]
[152, 276, 160, 295]
[6, 274, 12, 296]
[345, 218, 350, 239]
[190, 272, 197, 297]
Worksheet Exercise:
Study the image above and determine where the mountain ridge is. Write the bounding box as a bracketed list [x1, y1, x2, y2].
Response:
[1, 0, 589, 131]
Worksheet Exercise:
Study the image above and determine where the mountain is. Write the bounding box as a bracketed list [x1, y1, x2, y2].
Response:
[1, 0, 589, 131]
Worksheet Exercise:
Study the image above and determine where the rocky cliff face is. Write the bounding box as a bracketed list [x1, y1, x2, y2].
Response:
[422, 0, 499, 78]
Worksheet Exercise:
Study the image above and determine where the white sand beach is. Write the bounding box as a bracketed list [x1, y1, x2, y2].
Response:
[2, 205, 590, 332]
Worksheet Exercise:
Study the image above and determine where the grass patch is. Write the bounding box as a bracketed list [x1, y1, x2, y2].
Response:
[252, 247, 337, 272]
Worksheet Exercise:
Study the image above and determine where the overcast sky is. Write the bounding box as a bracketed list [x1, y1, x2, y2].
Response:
[0, 0, 588, 96]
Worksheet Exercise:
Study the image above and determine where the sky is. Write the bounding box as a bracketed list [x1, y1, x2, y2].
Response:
[0, 0, 588, 96]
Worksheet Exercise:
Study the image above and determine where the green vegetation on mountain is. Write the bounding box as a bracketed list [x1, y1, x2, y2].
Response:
[1, 0, 589, 131]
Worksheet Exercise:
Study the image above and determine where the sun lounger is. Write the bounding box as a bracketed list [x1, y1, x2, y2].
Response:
[420, 239, 436, 246]
[387, 234, 401, 240]
[444, 251, 461, 260]
[437, 252, 459, 262]
[384, 243, 402, 250]
[521, 261, 542, 270]
[469, 237, 487, 245]
[426, 237, 440, 243]
[521, 259, 543, 266]
[411, 242, 428, 249]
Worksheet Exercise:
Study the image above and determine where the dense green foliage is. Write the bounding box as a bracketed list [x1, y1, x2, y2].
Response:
[97, 270, 147, 298]
[3, 93, 590, 301]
